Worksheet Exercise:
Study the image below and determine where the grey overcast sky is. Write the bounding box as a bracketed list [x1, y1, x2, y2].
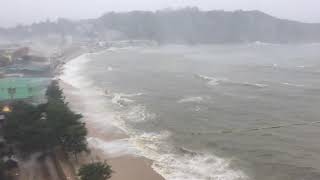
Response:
[0, 0, 319, 27]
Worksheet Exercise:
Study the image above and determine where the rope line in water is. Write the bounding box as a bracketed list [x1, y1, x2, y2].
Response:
[189, 121, 320, 135]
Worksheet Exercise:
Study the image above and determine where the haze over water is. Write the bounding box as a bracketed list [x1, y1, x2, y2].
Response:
[62, 44, 320, 180]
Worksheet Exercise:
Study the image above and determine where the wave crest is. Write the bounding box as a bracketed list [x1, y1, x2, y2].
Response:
[152, 151, 248, 180]
[178, 96, 204, 103]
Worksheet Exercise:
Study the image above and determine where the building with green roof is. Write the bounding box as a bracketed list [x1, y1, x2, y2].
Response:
[0, 78, 50, 103]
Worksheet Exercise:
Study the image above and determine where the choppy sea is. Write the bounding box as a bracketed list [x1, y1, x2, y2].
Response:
[61, 44, 320, 180]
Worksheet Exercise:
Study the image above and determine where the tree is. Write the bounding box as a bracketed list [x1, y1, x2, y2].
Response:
[0, 159, 6, 180]
[46, 80, 64, 102]
[61, 123, 89, 160]
[3, 81, 89, 158]
[3, 101, 52, 153]
[78, 162, 112, 180]
[45, 81, 89, 158]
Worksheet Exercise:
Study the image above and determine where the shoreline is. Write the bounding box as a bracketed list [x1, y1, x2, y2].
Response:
[58, 51, 164, 180]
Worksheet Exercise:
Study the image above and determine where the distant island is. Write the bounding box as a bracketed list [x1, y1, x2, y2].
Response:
[1, 7, 320, 44]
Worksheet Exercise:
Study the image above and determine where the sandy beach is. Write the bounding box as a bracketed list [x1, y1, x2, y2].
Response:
[59, 78, 164, 180]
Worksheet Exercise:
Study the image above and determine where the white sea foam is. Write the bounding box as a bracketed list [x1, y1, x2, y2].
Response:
[110, 93, 143, 107]
[131, 131, 172, 156]
[178, 96, 204, 103]
[111, 93, 134, 107]
[152, 152, 248, 180]
[60, 54, 92, 88]
[251, 41, 279, 46]
[241, 82, 268, 88]
[5, 73, 24, 77]
[196, 74, 228, 86]
[124, 105, 156, 123]
[107, 46, 139, 52]
[194, 106, 201, 112]
[60, 53, 128, 132]
[129, 131, 247, 180]
[196, 74, 267, 88]
[107, 66, 113, 71]
[282, 82, 305, 87]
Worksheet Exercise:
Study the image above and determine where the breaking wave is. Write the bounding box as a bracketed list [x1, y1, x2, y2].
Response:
[195, 74, 228, 86]
[111, 93, 135, 107]
[152, 151, 248, 180]
[61, 52, 248, 180]
[196, 74, 268, 88]
[107, 66, 113, 71]
[251, 41, 280, 46]
[178, 96, 204, 103]
[240, 82, 268, 88]
[282, 82, 305, 87]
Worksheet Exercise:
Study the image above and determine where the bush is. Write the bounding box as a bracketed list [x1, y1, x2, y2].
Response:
[78, 162, 112, 180]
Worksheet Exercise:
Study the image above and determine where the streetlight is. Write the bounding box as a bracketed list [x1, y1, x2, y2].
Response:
[2, 105, 12, 113]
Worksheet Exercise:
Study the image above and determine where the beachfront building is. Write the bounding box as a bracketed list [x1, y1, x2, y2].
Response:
[0, 78, 49, 103]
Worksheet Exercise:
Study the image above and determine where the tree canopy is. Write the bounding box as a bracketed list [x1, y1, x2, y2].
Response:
[4, 101, 50, 153]
[3, 81, 88, 158]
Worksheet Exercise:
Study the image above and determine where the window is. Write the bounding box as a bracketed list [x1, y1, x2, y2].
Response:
[8, 88, 16, 94]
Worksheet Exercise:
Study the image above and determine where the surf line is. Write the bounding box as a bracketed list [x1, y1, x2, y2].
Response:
[189, 121, 320, 135]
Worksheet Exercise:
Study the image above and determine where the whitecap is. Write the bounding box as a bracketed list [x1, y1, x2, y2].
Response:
[60, 54, 92, 89]
[251, 41, 279, 46]
[110, 92, 143, 107]
[124, 105, 156, 123]
[244, 82, 268, 88]
[195, 74, 228, 86]
[178, 96, 204, 103]
[282, 82, 305, 87]
[127, 130, 247, 180]
[152, 152, 248, 180]
[107, 66, 113, 71]
[111, 93, 134, 107]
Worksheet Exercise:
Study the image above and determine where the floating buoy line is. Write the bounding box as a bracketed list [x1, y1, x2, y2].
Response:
[185, 121, 320, 135]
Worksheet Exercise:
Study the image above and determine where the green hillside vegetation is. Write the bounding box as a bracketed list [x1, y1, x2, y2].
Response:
[1, 8, 320, 43]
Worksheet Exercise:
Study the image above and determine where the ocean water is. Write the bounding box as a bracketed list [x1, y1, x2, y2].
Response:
[61, 44, 320, 180]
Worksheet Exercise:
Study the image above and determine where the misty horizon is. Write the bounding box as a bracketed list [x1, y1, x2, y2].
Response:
[1, 7, 320, 29]
[1, 0, 320, 27]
